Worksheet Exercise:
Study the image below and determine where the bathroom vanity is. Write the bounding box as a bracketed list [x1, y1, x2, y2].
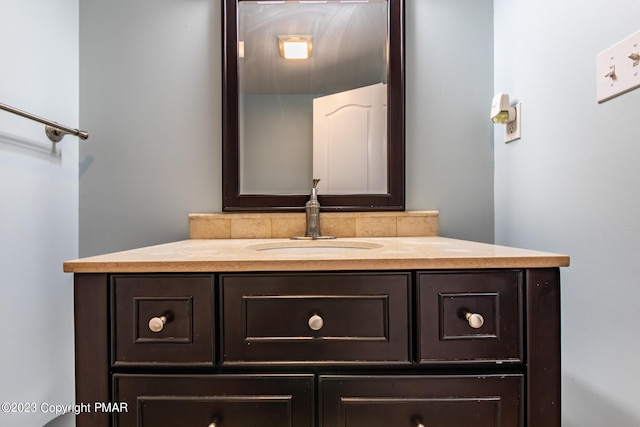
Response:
[64, 234, 568, 427]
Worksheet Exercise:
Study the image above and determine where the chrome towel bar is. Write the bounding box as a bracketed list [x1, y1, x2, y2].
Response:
[0, 102, 89, 142]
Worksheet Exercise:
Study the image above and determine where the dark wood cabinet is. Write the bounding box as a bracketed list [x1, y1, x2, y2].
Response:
[111, 274, 215, 366]
[113, 374, 314, 427]
[221, 272, 411, 365]
[416, 270, 523, 364]
[320, 375, 523, 426]
[73, 268, 561, 427]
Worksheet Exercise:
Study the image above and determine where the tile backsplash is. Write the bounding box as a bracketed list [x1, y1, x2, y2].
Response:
[189, 211, 438, 239]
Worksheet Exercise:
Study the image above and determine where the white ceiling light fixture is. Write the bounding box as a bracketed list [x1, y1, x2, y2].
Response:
[278, 35, 313, 59]
[490, 92, 522, 143]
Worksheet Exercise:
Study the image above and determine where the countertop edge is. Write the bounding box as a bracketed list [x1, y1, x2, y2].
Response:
[63, 256, 570, 274]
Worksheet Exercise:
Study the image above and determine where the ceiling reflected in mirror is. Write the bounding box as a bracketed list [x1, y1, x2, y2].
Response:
[238, 0, 387, 95]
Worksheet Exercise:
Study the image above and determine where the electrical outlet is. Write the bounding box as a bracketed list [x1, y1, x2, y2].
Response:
[597, 29, 640, 103]
[504, 103, 521, 143]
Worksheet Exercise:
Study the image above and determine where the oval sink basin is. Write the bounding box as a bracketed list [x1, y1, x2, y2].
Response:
[247, 240, 383, 253]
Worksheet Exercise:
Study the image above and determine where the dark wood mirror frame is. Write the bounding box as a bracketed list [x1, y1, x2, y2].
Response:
[222, 0, 404, 212]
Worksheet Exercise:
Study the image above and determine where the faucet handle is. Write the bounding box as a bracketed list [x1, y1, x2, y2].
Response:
[312, 178, 321, 189]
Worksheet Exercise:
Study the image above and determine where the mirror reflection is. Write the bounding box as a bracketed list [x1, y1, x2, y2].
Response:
[238, 0, 389, 195]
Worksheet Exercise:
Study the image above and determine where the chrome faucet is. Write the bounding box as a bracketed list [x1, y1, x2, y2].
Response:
[305, 179, 322, 238]
[293, 179, 335, 240]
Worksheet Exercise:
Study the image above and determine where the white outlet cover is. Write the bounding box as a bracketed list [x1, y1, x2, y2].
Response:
[504, 103, 521, 143]
[597, 29, 640, 103]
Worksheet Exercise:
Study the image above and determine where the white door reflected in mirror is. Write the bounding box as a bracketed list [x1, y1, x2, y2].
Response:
[313, 83, 387, 194]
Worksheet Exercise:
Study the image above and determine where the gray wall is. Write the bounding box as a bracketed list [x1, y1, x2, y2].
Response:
[80, 0, 221, 256]
[0, 1, 77, 426]
[406, 0, 494, 242]
[79, 0, 495, 257]
[241, 94, 313, 194]
[493, 0, 640, 424]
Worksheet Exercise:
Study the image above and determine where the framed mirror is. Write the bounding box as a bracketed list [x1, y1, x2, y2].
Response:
[223, 0, 404, 211]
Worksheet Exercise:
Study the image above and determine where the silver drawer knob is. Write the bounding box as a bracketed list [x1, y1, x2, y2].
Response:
[465, 312, 485, 329]
[208, 423, 217, 427]
[148, 315, 167, 333]
[308, 314, 324, 331]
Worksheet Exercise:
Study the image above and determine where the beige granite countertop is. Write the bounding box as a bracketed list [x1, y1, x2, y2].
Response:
[63, 237, 570, 273]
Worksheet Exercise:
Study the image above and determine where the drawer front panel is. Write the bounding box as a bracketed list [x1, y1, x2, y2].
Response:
[113, 374, 314, 427]
[111, 275, 214, 366]
[417, 270, 522, 364]
[221, 273, 411, 365]
[320, 375, 523, 427]
[244, 295, 389, 340]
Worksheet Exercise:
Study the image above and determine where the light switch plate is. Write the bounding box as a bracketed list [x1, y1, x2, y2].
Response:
[597, 29, 640, 103]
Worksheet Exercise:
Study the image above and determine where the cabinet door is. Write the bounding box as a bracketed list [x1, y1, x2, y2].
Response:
[320, 375, 523, 427]
[113, 374, 314, 427]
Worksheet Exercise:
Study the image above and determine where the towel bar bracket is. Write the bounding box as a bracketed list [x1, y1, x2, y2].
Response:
[0, 102, 89, 143]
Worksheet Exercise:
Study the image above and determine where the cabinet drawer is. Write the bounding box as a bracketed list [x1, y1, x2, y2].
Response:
[221, 272, 411, 365]
[113, 374, 314, 427]
[111, 275, 214, 366]
[417, 270, 522, 364]
[320, 374, 523, 426]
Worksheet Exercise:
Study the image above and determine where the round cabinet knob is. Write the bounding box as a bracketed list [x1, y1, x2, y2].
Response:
[308, 314, 324, 331]
[208, 423, 217, 427]
[148, 315, 167, 333]
[465, 312, 485, 329]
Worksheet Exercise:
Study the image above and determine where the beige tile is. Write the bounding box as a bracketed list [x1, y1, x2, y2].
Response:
[404, 210, 439, 217]
[397, 216, 438, 237]
[189, 210, 439, 239]
[355, 217, 397, 237]
[322, 217, 356, 237]
[272, 216, 306, 238]
[230, 218, 272, 238]
[355, 211, 403, 218]
[189, 218, 231, 239]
